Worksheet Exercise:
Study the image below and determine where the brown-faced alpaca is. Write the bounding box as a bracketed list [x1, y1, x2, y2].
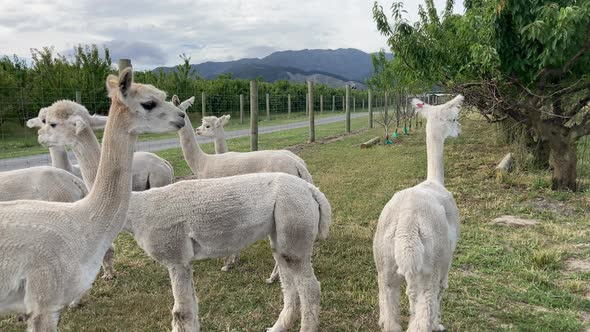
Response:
[174, 96, 313, 282]
[373, 95, 463, 332]
[0, 68, 185, 332]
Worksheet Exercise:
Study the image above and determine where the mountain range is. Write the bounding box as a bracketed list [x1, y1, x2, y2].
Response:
[154, 48, 393, 89]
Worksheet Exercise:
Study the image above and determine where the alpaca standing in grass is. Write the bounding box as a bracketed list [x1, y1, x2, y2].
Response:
[0, 68, 186, 332]
[373, 95, 463, 332]
[41, 100, 331, 332]
[28, 108, 173, 191]
[174, 96, 313, 281]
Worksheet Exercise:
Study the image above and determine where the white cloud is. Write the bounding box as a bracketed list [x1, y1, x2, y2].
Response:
[0, 0, 464, 68]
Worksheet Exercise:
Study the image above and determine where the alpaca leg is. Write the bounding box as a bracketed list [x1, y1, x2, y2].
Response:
[168, 264, 199, 332]
[432, 272, 449, 331]
[221, 252, 240, 272]
[376, 266, 403, 332]
[27, 311, 59, 332]
[266, 254, 300, 332]
[406, 274, 437, 332]
[282, 256, 320, 332]
[266, 262, 280, 284]
[101, 245, 116, 280]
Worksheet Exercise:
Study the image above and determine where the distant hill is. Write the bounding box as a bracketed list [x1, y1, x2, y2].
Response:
[154, 48, 392, 88]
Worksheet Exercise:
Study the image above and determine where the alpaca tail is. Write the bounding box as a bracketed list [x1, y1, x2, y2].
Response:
[393, 219, 431, 277]
[295, 160, 314, 184]
[308, 184, 331, 240]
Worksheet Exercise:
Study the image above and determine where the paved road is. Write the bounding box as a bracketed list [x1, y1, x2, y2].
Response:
[0, 112, 368, 171]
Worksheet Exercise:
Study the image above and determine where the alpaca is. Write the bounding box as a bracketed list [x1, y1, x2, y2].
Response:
[0, 166, 86, 202]
[28, 110, 173, 191]
[195, 113, 307, 166]
[373, 95, 463, 332]
[41, 101, 332, 332]
[0, 68, 186, 331]
[174, 96, 313, 281]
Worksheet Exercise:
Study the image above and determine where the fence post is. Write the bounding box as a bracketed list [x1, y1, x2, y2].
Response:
[342, 95, 345, 112]
[118, 59, 132, 73]
[362, 99, 365, 111]
[250, 81, 258, 151]
[368, 89, 373, 128]
[239, 94, 244, 124]
[288, 94, 291, 117]
[306, 93, 309, 116]
[266, 93, 270, 121]
[75, 91, 81, 104]
[201, 92, 206, 118]
[308, 81, 315, 142]
[332, 95, 335, 112]
[353, 97, 356, 113]
[320, 95, 323, 113]
[345, 85, 351, 133]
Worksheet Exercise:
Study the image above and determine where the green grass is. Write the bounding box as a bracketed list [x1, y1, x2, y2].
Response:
[0, 109, 367, 160]
[1, 115, 589, 331]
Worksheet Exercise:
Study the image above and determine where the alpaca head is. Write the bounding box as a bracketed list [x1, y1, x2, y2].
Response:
[195, 115, 230, 137]
[412, 94, 463, 139]
[35, 100, 108, 147]
[105, 68, 185, 134]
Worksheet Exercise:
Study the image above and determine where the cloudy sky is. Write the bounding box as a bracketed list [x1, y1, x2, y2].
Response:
[0, 0, 464, 69]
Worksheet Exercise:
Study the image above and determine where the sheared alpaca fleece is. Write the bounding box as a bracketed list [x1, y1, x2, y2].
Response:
[123, 172, 331, 332]
[0, 166, 87, 202]
[373, 95, 463, 332]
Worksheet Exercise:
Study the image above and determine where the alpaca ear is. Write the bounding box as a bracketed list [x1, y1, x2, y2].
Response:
[219, 114, 230, 126]
[89, 114, 109, 130]
[118, 68, 133, 97]
[179, 96, 195, 111]
[67, 115, 88, 134]
[171, 95, 181, 107]
[27, 117, 42, 128]
[447, 94, 464, 108]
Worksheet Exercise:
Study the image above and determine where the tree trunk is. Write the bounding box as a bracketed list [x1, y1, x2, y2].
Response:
[549, 139, 578, 191]
[524, 130, 550, 169]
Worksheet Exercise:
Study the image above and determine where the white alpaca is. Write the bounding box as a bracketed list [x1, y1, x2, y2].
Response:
[175, 96, 313, 281]
[40, 101, 331, 332]
[373, 95, 463, 332]
[0, 68, 186, 331]
[0, 166, 86, 202]
[28, 110, 174, 191]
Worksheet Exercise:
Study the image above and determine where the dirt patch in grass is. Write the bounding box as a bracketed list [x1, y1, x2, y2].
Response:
[565, 258, 590, 273]
[286, 128, 369, 154]
[521, 197, 577, 217]
[491, 215, 539, 227]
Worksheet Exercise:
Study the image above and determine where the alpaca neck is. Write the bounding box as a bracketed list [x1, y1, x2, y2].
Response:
[84, 97, 136, 221]
[49, 146, 73, 173]
[214, 129, 228, 154]
[426, 123, 445, 185]
[178, 112, 207, 174]
[70, 127, 102, 189]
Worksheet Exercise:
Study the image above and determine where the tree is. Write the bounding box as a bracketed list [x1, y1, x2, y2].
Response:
[373, 0, 590, 190]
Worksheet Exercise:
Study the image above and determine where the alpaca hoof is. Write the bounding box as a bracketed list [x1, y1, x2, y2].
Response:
[265, 328, 285, 332]
[265, 277, 276, 284]
[433, 323, 446, 331]
[101, 272, 115, 281]
[221, 266, 230, 272]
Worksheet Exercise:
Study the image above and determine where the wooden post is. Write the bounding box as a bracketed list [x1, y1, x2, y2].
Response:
[250, 81, 258, 151]
[306, 93, 309, 116]
[239, 94, 244, 124]
[345, 85, 351, 133]
[75, 91, 81, 104]
[308, 81, 315, 142]
[288, 94, 291, 117]
[118, 59, 131, 73]
[201, 92, 206, 118]
[368, 89, 373, 128]
[342, 95, 345, 112]
[266, 93, 270, 121]
[320, 95, 323, 113]
[332, 95, 335, 112]
[353, 97, 356, 112]
[362, 99, 365, 111]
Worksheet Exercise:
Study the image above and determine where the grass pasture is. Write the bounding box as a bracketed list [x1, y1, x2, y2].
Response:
[0, 115, 588, 331]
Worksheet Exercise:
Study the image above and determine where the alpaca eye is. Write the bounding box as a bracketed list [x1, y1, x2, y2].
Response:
[206, 125, 210, 128]
[50, 123, 57, 128]
[42, 119, 46, 124]
[141, 101, 157, 110]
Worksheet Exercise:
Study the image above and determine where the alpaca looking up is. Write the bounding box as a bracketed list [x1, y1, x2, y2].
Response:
[196, 115, 230, 154]
[373, 95, 463, 332]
